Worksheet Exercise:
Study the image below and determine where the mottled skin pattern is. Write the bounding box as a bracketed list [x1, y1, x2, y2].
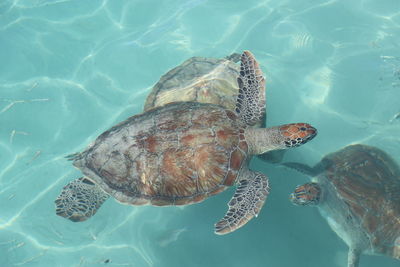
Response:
[73, 102, 248, 206]
[289, 144, 400, 267]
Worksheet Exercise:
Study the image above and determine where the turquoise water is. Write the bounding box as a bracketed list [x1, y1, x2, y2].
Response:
[1, 0, 400, 266]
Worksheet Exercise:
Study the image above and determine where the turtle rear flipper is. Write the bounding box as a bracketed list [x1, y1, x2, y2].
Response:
[348, 248, 361, 267]
[214, 171, 269, 235]
[55, 177, 109, 222]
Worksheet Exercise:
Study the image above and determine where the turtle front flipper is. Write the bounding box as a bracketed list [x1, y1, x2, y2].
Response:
[214, 171, 269, 235]
[235, 50, 266, 126]
[55, 177, 109, 222]
[282, 162, 318, 176]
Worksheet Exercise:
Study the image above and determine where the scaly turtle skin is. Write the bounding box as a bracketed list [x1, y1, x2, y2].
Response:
[287, 144, 400, 267]
[55, 51, 317, 234]
[143, 53, 284, 163]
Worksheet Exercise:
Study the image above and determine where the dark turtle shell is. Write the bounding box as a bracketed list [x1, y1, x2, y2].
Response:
[72, 102, 249, 206]
[319, 144, 400, 258]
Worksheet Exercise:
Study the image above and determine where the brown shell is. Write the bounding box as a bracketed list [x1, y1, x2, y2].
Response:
[143, 56, 240, 112]
[142, 54, 286, 164]
[320, 144, 400, 258]
[73, 102, 248, 206]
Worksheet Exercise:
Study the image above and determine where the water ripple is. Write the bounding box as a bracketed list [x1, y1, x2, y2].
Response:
[1, 0, 400, 266]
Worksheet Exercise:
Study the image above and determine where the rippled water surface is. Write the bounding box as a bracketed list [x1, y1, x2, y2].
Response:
[1, 0, 400, 266]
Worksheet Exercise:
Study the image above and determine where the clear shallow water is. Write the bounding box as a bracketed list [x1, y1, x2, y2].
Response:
[1, 0, 400, 266]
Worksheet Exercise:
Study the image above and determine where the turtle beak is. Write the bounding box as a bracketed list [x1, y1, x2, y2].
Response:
[301, 124, 317, 145]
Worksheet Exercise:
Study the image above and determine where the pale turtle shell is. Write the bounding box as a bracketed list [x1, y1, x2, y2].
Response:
[144, 55, 241, 112]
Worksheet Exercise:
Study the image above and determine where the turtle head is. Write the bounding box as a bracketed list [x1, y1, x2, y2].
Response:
[280, 123, 317, 148]
[244, 123, 317, 154]
[290, 182, 321, 206]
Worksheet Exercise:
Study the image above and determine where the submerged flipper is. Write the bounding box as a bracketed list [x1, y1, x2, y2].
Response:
[258, 149, 286, 164]
[282, 162, 319, 176]
[55, 177, 109, 222]
[215, 171, 269, 235]
[348, 248, 361, 267]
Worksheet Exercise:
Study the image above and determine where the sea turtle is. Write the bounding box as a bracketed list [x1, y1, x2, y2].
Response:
[286, 144, 400, 266]
[55, 51, 317, 234]
[143, 53, 284, 163]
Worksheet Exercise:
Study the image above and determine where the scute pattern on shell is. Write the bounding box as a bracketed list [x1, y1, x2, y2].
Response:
[72, 102, 248, 206]
[144, 56, 240, 112]
[321, 144, 400, 258]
